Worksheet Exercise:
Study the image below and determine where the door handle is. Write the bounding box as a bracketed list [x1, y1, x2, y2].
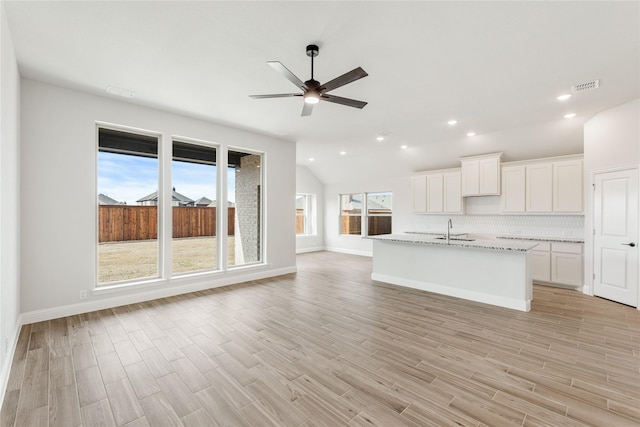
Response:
[622, 242, 636, 247]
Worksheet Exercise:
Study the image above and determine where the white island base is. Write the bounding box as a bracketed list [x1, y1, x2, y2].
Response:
[371, 239, 533, 311]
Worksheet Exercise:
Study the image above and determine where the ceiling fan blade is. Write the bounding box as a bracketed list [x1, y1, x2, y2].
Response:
[301, 102, 314, 117]
[250, 93, 302, 99]
[268, 61, 307, 91]
[320, 67, 368, 93]
[321, 94, 367, 109]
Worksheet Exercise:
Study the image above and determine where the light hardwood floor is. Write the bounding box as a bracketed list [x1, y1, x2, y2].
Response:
[1, 251, 639, 426]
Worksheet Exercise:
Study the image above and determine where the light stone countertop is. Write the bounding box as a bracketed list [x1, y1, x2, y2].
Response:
[496, 235, 584, 244]
[367, 233, 539, 252]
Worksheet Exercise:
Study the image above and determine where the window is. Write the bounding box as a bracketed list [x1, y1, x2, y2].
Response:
[172, 140, 218, 275]
[296, 194, 316, 235]
[366, 191, 392, 236]
[339, 192, 392, 237]
[340, 193, 362, 235]
[228, 149, 263, 267]
[97, 128, 159, 285]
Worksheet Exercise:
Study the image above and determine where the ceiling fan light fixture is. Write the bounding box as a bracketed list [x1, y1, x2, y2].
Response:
[304, 91, 320, 104]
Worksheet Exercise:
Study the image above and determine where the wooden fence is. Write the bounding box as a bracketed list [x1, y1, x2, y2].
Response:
[340, 215, 391, 236]
[99, 206, 235, 243]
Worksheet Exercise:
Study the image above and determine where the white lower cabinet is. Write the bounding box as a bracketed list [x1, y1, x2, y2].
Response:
[529, 241, 583, 287]
[530, 250, 551, 282]
[550, 242, 583, 286]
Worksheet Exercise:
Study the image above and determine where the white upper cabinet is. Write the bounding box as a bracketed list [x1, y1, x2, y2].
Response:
[411, 175, 427, 213]
[502, 157, 583, 214]
[461, 153, 501, 196]
[411, 170, 463, 215]
[501, 165, 526, 213]
[552, 160, 583, 213]
[443, 172, 463, 213]
[426, 174, 444, 213]
[526, 163, 553, 212]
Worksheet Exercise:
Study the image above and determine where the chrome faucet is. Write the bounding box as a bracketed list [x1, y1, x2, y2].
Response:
[446, 218, 453, 243]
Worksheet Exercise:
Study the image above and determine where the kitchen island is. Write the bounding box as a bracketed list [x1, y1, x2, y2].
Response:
[368, 234, 538, 311]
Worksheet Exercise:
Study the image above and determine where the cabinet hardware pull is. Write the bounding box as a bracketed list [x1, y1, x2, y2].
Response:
[621, 242, 636, 247]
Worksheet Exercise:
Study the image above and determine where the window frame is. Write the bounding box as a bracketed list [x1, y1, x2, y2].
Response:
[170, 136, 221, 277]
[339, 193, 364, 236]
[94, 123, 268, 292]
[226, 146, 265, 270]
[296, 193, 316, 236]
[365, 191, 393, 236]
[95, 123, 163, 288]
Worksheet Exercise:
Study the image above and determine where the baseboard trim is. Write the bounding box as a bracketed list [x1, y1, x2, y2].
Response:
[0, 314, 23, 409]
[325, 247, 372, 257]
[296, 246, 326, 254]
[371, 273, 530, 312]
[20, 266, 297, 325]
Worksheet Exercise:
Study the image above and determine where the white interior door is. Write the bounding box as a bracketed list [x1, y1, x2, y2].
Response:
[593, 168, 639, 307]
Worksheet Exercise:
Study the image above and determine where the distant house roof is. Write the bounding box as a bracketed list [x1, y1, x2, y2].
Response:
[98, 193, 124, 205]
[194, 196, 213, 206]
[136, 189, 194, 204]
[342, 194, 391, 211]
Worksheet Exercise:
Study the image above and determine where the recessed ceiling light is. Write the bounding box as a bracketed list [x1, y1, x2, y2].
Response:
[466, 132, 476, 137]
[557, 94, 571, 101]
[400, 145, 408, 149]
[339, 151, 346, 155]
[564, 113, 576, 119]
[106, 85, 135, 98]
[447, 120, 458, 125]
[376, 135, 384, 141]
[308, 158, 315, 162]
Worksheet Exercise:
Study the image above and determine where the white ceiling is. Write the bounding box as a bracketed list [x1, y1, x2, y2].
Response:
[4, 1, 639, 184]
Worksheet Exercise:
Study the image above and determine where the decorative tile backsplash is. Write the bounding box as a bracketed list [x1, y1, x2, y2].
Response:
[406, 215, 584, 239]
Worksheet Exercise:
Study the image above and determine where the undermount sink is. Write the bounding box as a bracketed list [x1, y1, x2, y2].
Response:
[433, 236, 476, 242]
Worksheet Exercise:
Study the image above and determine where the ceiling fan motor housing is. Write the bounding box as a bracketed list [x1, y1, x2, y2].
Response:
[306, 44, 319, 57]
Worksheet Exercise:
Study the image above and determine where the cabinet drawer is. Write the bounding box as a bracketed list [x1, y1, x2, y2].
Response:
[551, 242, 582, 254]
[531, 241, 550, 251]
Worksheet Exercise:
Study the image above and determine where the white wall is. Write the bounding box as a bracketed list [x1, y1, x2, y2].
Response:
[583, 98, 640, 297]
[0, 0, 21, 404]
[20, 79, 296, 321]
[295, 165, 324, 253]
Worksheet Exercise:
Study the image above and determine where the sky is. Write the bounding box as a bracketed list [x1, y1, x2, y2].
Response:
[98, 152, 236, 204]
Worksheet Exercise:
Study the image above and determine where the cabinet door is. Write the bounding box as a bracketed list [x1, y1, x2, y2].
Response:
[526, 163, 553, 212]
[530, 250, 551, 282]
[461, 160, 479, 196]
[501, 165, 526, 212]
[553, 160, 583, 213]
[551, 252, 582, 286]
[479, 157, 500, 195]
[426, 174, 444, 213]
[443, 172, 463, 213]
[411, 176, 427, 213]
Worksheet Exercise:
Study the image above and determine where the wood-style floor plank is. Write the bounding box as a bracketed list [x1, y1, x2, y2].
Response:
[1, 251, 639, 426]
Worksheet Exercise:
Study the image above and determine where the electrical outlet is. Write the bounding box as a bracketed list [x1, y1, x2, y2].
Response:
[79, 290, 88, 300]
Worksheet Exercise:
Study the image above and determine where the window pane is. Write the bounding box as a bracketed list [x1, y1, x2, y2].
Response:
[296, 194, 306, 235]
[98, 129, 158, 285]
[367, 216, 392, 236]
[340, 193, 362, 215]
[340, 193, 362, 235]
[172, 141, 217, 275]
[367, 191, 392, 236]
[367, 192, 392, 215]
[228, 150, 262, 266]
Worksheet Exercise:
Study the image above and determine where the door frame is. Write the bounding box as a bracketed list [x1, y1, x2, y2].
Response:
[589, 165, 639, 309]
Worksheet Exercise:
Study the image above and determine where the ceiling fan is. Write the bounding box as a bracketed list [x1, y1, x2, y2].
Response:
[250, 44, 368, 116]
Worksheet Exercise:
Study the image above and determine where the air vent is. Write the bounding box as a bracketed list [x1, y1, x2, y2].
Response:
[571, 79, 600, 93]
